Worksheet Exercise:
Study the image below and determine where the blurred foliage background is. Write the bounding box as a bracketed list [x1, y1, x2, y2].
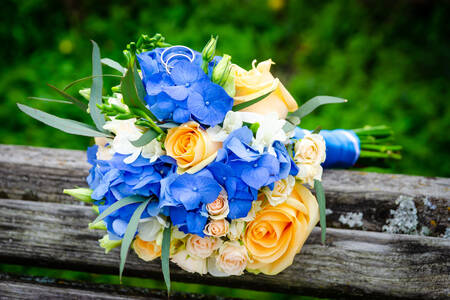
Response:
[1, 0, 449, 176]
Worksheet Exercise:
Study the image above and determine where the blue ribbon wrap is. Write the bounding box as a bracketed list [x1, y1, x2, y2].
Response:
[293, 127, 361, 168]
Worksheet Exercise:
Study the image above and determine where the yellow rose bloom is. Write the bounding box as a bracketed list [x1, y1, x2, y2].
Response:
[164, 121, 221, 173]
[133, 236, 161, 262]
[244, 183, 319, 275]
[232, 59, 298, 119]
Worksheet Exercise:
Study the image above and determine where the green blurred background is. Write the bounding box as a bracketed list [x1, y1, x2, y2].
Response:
[1, 0, 449, 298]
[2, 0, 449, 176]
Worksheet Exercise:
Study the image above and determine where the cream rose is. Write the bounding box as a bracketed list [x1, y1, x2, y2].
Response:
[206, 190, 229, 220]
[216, 241, 249, 276]
[262, 175, 296, 207]
[203, 219, 230, 237]
[244, 183, 319, 275]
[133, 236, 161, 262]
[171, 249, 207, 274]
[186, 235, 221, 259]
[296, 163, 323, 187]
[165, 121, 221, 173]
[232, 59, 298, 119]
[294, 133, 326, 165]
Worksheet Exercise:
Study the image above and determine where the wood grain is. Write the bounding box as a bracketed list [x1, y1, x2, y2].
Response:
[0, 144, 448, 235]
[0, 199, 448, 299]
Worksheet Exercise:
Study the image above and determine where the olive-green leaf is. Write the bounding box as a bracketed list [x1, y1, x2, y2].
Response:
[63, 75, 122, 91]
[90, 40, 106, 132]
[232, 89, 275, 112]
[314, 179, 326, 245]
[46, 83, 88, 111]
[131, 129, 158, 147]
[291, 96, 347, 119]
[161, 223, 172, 293]
[101, 58, 126, 74]
[92, 195, 146, 225]
[17, 103, 111, 138]
[121, 63, 150, 113]
[27, 97, 72, 104]
[119, 199, 149, 281]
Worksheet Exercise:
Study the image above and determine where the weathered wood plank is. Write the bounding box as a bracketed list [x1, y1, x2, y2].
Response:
[0, 272, 228, 300]
[0, 199, 448, 299]
[0, 144, 448, 235]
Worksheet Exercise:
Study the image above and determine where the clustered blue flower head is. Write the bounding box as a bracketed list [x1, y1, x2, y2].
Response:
[137, 47, 233, 127]
[86, 145, 177, 240]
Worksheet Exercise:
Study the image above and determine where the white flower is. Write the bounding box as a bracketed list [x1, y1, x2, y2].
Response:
[239, 200, 263, 222]
[137, 216, 167, 244]
[171, 249, 207, 274]
[294, 133, 326, 165]
[296, 163, 323, 187]
[252, 112, 288, 154]
[215, 241, 249, 276]
[141, 139, 165, 163]
[185, 235, 221, 259]
[227, 220, 246, 241]
[222, 111, 244, 133]
[262, 175, 296, 206]
[94, 137, 113, 160]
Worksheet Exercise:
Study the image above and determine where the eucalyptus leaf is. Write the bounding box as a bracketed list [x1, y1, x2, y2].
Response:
[101, 58, 126, 74]
[161, 223, 172, 293]
[17, 103, 111, 137]
[232, 89, 275, 112]
[46, 83, 88, 111]
[131, 129, 158, 147]
[314, 179, 326, 245]
[121, 62, 153, 115]
[27, 97, 72, 104]
[63, 75, 122, 91]
[120, 199, 149, 281]
[158, 122, 179, 129]
[90, 40, 106, 132]
[133, 63, 147, 101]
[92, 195, 146, 224]
[282, 120, 296, 133]
[291, 96, 347, 120]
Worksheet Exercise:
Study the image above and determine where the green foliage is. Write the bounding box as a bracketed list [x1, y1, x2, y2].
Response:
[1, 0, 449, 177]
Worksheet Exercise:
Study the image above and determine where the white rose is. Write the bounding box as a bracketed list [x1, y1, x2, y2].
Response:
[294, 133, 326, 165]
[227, 220, 246, 241]
[262, 175, 296, 206]
[171, 249, 207, 274]
[296, 163, 323, 187]
[203, 219, 230, 237]
[137, 216, 166, 243]
[215, 241, 248, 276]
[185, 235, 221, 259]
[206, 190, 229, 220]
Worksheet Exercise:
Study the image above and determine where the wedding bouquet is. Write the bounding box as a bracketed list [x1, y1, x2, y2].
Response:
[18, 34, 347, 289]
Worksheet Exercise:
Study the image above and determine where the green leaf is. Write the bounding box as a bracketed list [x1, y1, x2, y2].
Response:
[92, 195, 146, 224]
[232, 89, 275, 112]
[291, 96, 347, 119]
[17, 103, 112, 137]
[27, 97, 72, 104]
[63, 75, 122, 91]
[282, 121, 296, 133]
[161, 223, 172, 293]
[46, 83, 88, 111]
[120, 199, 149, 281]
[101, 58, 126, 74]
[314, 179, 326, 245]
[133, 63, 147, 101]
[90, 40, 106, 132]
[131, 129, 158, 147]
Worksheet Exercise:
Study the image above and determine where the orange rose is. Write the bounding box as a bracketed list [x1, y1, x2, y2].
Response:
[232, 59, 298, 119]
[244, 183, 319, 275]
[133, 236, 161, 262]
[164, 121, 221, 173]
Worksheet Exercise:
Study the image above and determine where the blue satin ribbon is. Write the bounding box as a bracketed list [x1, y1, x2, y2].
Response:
[293, 127, 361, 168]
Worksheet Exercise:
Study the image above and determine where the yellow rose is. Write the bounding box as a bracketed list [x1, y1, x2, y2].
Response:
[232, 59, 298, 119]
[244, 183, 319, 275]
[133, 236, 161, 262]
[165, 121, 221, 173]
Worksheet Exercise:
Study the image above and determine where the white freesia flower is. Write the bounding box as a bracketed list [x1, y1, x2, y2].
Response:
[138, 216, 167, 245]
[141, 139, 165, 163]
[263, 175, 296, 206]
[252, 112, 288, 154]
[227, 219, 246, 241]
[294, 133, 326, 165]
[206, 111, 245, 142]
[171, 249, 207, 274]
[296, 163, 323, 187]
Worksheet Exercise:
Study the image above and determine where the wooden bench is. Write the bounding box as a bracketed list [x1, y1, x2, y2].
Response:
[0, 144, 448, 299]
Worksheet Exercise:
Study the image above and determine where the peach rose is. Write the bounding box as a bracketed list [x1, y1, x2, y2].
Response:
[186, 235, 221, 259]
[171, 249, 207, 274]
[133, 236, 161, 262]
[216, 241, 249, 276]
[206, 190, 229, 220]
[232, 59, 298, 119]
[165, 121, 221, 174]
[244, 183, 319, 275]
[204, 219, 230, 237]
